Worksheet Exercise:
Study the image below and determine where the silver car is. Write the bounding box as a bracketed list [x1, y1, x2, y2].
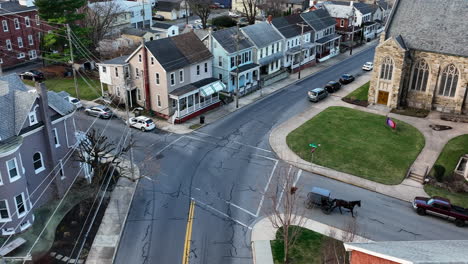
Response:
[85, 105, 113, 119]
[308, 88, 328, 102]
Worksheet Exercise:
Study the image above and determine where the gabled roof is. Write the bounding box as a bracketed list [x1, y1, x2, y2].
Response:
[212, 27, 254, 54]
[101, 56, 128, 65]
[323, 2, 354, 19]
[272, 14, 314, 39]
[300, 9, 336, 32]
[345, 240, 468, 264]
[240, 22, 283, 48]
[386, 0, 468, 57]
[145, 32, 212, 72]
[377, 0, 389, 10]
[0, 74, 74, 141]
[0, 1, 36, 15]
[122, 27, 149, 37]
[157, 0, 182, 12]
[152, 22, 174, 30]
[353, 2, 377, 15]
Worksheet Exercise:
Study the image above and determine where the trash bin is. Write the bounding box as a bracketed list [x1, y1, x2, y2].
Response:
[200, 115, 205, 124]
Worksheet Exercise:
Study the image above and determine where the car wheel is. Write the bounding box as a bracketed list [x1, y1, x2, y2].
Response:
[416, 207, 426, 215]
[455, 219, 465, 227]
[140, 127, 146, 132]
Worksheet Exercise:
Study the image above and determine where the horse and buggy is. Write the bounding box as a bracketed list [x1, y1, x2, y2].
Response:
[304, 187, 361, 217]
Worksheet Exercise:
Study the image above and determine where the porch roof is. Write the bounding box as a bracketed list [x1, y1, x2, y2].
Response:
[169, 77, 221, 97]
[258, 52, 284, 66]
[315, 34, 340, 44]
[286, 42, 315, 54]
[230, 63, 260, 74]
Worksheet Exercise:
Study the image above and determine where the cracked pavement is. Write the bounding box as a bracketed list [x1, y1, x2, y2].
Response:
[74, 46, 468, 264]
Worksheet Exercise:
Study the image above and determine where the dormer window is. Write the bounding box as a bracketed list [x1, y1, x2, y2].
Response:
[29, 105, 38, 126]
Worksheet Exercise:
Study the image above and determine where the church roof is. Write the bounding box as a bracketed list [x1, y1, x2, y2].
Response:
[386, 0, 468, 57]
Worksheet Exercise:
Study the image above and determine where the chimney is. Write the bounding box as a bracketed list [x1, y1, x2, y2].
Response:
[267, 15, 273, 24]
[350, 1, 354, 7]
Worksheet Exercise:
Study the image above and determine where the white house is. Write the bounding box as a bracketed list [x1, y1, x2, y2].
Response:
[115, 0, 153, 28]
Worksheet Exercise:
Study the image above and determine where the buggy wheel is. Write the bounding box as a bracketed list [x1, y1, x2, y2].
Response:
[455, 219, 465, 227]
[416, 207, 426, 215]
[321, 206, 332, 215]
[304, 199, 313, 209]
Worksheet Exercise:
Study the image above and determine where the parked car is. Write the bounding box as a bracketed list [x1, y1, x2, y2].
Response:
[229, 11, 241, 18]
[413, 196, 468, 227]
[308, 88, 328, 102]
[339, 74, 355, 84]
[324, 81, 341, 93]
[238, 17, 249, 26]
[214, 2, 225, 8]
[127, 116, 156, 131]
[152, 14, 165, 21]
[209, 3, 219, 8]
[19, 70, 44, 80]
[194, 19, 202, 24]
[362, 62, 373, 71]
[65, 96, 83, 109]
[84, 105, 113, 119]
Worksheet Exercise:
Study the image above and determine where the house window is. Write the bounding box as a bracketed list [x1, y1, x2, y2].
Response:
[115, 67, 119, 77]
[151, 57, 154, 65]
[138, 54, 142, 62]
[25, 16, 30, 27]
[59, 159, 64, 179]
[219, 73, 222, 80]
[14, 18, 19, 29]
[230, 57, 235, 68]
[276, 42, 279, 52]
[156, 73, 160, 84]
[6, 39, 12, 50]
[17, 53, 25, 59]
[340, 19, 345, 27]
[2, 20, 8, 32]
[35, 14, 40, 25]
[135, 68, 140, 77]
[29, 106, 38, 125]
[172, 30, 175, 35]
[29, 50, 37, 60]
[218, 56, 222, 66]
[15, 193, 26, 217]
[28, 35, 33, 45]
[53, 128, 60, 147]
[157, 95, 161, 107]
[18, 37, 23, 48]
[438, 64, 459, 97]
[204, 62, 208, 73]
[196, 65, 200, 75]
[259, 49, 263, 59]
[0, 200, 10, 221]
[170, 72, 175, 85]
[179, 70, 184, 83]
[410, 59, 429, 92]
[137, 88, 142, 100]
[33, 152, 45, 174]
[172, 99, 177, 108]
[102, 66, 107, 73]
[116, 86, 121, 97]
[7, 158, 19, 181]
[379, 57, 393, 80]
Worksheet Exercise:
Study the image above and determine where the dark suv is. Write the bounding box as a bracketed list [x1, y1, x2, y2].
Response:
[324, 81, 341, 93]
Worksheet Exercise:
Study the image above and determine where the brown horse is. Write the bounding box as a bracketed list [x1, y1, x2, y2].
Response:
[333, 199, 361, 217]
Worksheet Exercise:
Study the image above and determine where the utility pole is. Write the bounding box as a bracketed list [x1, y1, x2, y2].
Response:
[296, 22, 309, 80]
[234, 22, 241, 108]
[124, 79, 135, 181]
[67, 24, 80, 100]
[349, 6, 356, 55]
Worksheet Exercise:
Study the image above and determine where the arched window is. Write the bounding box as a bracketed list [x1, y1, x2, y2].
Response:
[33, 152, 44, 173]
[379, 57, 394, 80]
[410, 59, 429, 91]
[438, 64, 459, 97]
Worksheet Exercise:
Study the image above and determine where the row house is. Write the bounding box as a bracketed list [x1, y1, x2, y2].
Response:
[0, 0, 52, 70]
[211, 27, 260, 95]
[241, 22, 288, 86]
[97, 56, 132, 105]
[271, 14, 316, 73]
[301, 9, 340, 62]
[156, 0, 190, 21]
[0, 74, 81, 235]
[322, 1, 363, 47]
[126, 32, 225, 123]
[352, 2, 379, 41]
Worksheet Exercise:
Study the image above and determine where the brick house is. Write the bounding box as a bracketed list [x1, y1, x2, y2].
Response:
[0, 0, 52, 70]
[368, 0, 468, 115]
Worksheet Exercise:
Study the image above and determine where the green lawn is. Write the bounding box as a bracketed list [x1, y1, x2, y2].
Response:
[424, 185, 468, 208]
[287, 106, 425, 185]
[271, 227, 326, 264]
[23, 77, 102, 101]
[344, 82, 369, 101]
[430, 135, 468, 180]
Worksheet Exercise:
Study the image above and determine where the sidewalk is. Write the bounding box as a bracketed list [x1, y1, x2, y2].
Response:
[269, 74, 468, 202]
[251, 216, 372, 264]
[86, 159, 140, 264]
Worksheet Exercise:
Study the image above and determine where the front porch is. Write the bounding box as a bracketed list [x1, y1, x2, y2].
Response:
[315, 34, 341, 62]
[230, 63, 260, 95]
[285, 43, 316, 72]
[169, 78, 225, 123]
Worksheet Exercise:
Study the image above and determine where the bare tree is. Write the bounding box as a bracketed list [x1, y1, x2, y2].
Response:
[242, 0, 260, 24]
[258, 0, 286, 18]
[188, 0, 212, 29]
[84, 0, 124, 49]
[267, 167, 306, 264]
[322, 219, 359, 264]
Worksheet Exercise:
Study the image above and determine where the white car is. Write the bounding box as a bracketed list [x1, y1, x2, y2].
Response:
[362, 62, 374, 71]
[229, 11, 241, 18]
[127, 116, 156, 131]
[66, 96, 83, 109]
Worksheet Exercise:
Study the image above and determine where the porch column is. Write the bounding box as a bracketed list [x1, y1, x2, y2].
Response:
[177, 98, 180, 118]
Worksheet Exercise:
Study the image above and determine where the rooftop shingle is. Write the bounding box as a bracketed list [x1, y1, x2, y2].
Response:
[212, 27, 254, 54]
[300, 9, 336, 32]
[241, 22, 283, 48]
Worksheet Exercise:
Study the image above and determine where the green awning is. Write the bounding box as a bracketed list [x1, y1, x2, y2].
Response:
[200, 81, 225, 97]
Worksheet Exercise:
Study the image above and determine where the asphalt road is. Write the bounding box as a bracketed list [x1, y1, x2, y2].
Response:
[74, 45, 468, 264]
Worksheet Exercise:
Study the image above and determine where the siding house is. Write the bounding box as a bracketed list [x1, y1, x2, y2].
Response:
[121, 27, 163, 43]
[323, 1, 363, 48]
[97, 56, 133, 105]
[301, 9, 340, 62]
[0, 0, 52, 70]
[151, 22, 180, 37]
[126, 32, 225, 123]
[241, 22, 288, 86]
[271, 14, 316, 73]
[156, 0, 190, 20]
[0, 74, 80, 235]
[211, 27, 260, 95]
[353, 2, 378, 41]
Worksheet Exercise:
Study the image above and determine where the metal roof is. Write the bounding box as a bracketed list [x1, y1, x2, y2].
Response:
[241, 22, 284, 48]
[212, 27, 254, 54]
[0, 1, 36, 15]
[272, 14, 314, 39]
[300, 9, 336, 32]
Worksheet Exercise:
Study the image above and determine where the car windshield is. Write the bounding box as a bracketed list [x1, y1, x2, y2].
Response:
[71, 99, 79, 103]
[311, 91, 317, 96]
[145, 120, 154, 124]
[103, 108, 111, 112]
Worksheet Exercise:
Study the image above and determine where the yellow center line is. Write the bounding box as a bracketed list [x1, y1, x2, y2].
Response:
[182, 199, 195, 264]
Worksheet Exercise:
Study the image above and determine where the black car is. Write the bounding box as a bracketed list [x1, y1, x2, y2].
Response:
[339, 74, 355, 84]
[19, 70, 44, 80]
[324, 81, 341, 93]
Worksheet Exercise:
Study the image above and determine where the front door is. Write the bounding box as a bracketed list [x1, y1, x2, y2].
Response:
[377, 91, 389, 105]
